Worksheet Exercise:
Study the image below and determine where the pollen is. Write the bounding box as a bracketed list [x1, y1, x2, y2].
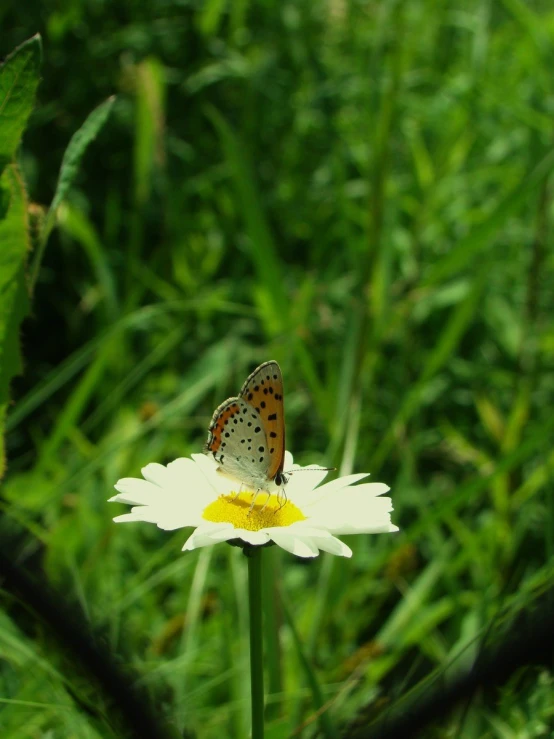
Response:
[202, 492, 306, 531]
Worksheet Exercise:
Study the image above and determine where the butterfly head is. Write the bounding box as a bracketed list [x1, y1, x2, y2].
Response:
[274, 470, 289, 487]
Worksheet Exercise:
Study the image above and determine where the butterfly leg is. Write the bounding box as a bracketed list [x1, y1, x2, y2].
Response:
[248, 488, 262, 513]
[231, 483, 244, 502]
[259, 490, 273, 513]
[277, 485, 288, 511]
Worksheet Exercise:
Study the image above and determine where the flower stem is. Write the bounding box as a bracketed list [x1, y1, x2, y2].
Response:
[247, 547, 264, 739]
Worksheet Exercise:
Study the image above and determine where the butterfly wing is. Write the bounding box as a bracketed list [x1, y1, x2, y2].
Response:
[205, 397, 272, 489]
[239, 360, 285, 481]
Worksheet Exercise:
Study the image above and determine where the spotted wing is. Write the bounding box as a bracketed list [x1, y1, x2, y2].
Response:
[205, 397, 271, 488]
[239, 360, 285, 481]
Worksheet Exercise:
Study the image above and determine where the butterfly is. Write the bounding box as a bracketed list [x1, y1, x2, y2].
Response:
[204, 360, 288, 501]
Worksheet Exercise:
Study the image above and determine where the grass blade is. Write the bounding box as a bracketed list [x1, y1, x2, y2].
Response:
[30, 95, 116, 290]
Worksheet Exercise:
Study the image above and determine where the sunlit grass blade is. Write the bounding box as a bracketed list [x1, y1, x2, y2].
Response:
[57, 202, 119, 320]
[35, 339, 113, 472]
[207, 106, 289, 332]
[423, 146, 554, 287]
[371, 267, 489, 470]
[42, 340, 237, 501]
[281, 595, 339, 739]
[174, 547, 213, 733]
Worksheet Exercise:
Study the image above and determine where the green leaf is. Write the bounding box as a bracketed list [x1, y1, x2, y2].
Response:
[0, 35, 42, 177]
[0, 164, 31, 477]
[30, 95, 116, 289]
[48, 95, 116, 226]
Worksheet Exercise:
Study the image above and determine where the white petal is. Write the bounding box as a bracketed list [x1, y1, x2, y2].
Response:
[300, 473, 371, 505]
[310, 535, 352, 557]
[109, 492, 146, 505]
[356, 482, 390, 496]
[308, 486, 392, 517]
[265, 522, 331, 538]
[327, 521, 400, 535]
[181, 534, 218, 552]
[267, 521, 371, 556]
[110, 455, 227, 528]
[191, 452, 219, 472]
[188, 521, 234, 537]
[304, 477, 396, 534]
[191, 453, 221, 485]
[285, 467, 329, 499]
[112, 478, 157, 504]
[154, 509, 203, 530]
[230, 529, 271, 546]
[310, 497, 398, 535]
[182, 523, 236, 551]
[268, 523, 351, 557]
[113, 506, 160, 524]
[167, 457, 218, 502]
[192, 526, 265, 546]
[268, 532, 319, 558]
[141, 462, 172, 486]
[113, 512, 143, 523]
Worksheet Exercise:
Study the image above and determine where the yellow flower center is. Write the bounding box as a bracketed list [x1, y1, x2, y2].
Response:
[203, 491, 306, 532]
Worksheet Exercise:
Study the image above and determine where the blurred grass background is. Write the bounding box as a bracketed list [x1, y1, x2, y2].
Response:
[2, 0, 554, 736]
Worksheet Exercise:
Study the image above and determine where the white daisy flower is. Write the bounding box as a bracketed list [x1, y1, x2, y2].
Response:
[109, 452, 398, 559]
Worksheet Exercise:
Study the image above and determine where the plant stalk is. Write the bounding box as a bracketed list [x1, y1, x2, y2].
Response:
[247, 547, 264, 739]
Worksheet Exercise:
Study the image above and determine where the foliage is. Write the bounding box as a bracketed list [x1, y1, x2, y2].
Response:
[1, 1, 554, 737]
[0, 35, 40, 476]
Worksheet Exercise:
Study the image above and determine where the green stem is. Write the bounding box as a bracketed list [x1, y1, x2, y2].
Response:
[247, 547, 264, 739]
[262, 547, 283, 719]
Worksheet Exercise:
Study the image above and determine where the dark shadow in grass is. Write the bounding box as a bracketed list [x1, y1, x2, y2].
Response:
[0, 530, 182, 739]
[345, 592, 554, 739]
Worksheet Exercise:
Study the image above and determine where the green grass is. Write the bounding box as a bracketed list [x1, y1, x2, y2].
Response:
[1, 0, 554, 736]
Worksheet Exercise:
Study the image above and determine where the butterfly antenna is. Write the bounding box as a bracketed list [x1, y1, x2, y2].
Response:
[283, 466, 336, 474]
